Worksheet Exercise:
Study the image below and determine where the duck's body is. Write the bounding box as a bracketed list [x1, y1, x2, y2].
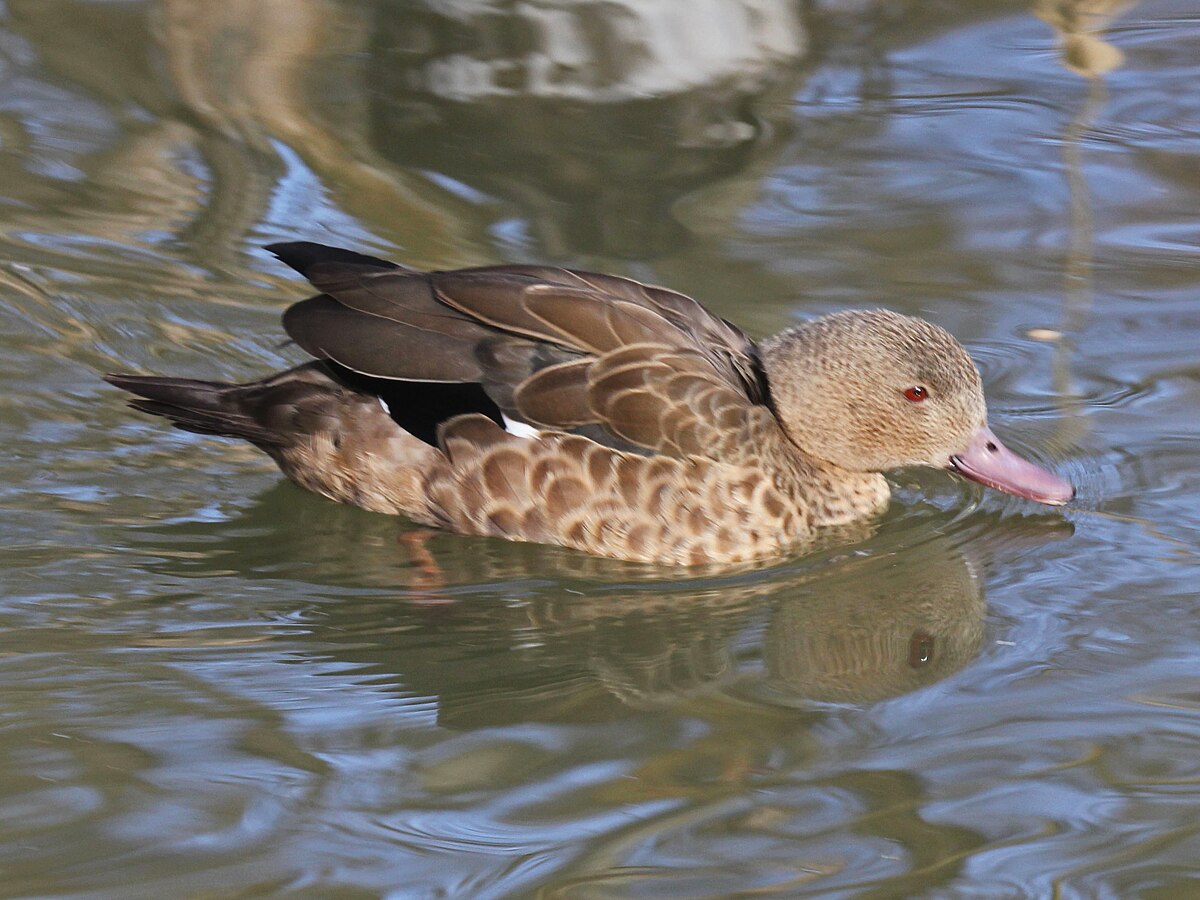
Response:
[108, 242, 1072, 566]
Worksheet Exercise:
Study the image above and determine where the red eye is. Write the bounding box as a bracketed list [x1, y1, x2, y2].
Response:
[904, 386, 928, 403]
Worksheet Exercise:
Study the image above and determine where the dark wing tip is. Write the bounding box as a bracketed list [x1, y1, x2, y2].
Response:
[265, 241, 403, 279]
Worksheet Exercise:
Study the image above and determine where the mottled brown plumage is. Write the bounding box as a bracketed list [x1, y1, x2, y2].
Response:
[106, 242, 1072, 566]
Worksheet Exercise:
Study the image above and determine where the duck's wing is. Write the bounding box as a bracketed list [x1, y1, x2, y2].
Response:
[271, 242, 779, 462]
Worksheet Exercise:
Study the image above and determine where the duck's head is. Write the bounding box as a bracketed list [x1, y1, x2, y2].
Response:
[760, 309, 1074, 505]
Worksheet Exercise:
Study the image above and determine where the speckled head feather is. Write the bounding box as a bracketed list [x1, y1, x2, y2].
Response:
[760, 309, 986, 472]
[106, 243, 1073, 567]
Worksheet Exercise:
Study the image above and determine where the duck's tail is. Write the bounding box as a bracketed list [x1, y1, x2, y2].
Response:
[107, 374, 263, 445]
[105, 363, 442, 517]
[104, 365, 326, 448]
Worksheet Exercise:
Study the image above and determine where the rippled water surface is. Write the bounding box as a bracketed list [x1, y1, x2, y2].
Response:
[2, 0, 1198, 896]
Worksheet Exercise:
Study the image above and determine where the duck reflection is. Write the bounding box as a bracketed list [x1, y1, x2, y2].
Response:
[126, 490, 1070, 720]
[764, 541, 984, 705]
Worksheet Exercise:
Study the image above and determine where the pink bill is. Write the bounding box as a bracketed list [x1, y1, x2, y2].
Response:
[950, 425, 1074, 505]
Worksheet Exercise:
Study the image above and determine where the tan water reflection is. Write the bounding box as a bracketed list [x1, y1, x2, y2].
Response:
[1036, 0, 1134, 78]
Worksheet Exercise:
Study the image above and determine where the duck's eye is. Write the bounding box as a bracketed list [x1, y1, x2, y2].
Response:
[903, 386, 928, 403]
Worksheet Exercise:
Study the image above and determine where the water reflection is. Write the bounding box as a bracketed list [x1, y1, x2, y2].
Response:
[368, 0, 807, 256]
[309, 542, 982, 720]
[1033, 0, 1136, 456]
[129, 494, 1070, 720]
[1035, 0, 1134, 78]
[7, 0, 810, 263]
[765, 541, 986, 705]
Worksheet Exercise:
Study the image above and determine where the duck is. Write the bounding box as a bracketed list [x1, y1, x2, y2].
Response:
[107, 242, 1073, 567]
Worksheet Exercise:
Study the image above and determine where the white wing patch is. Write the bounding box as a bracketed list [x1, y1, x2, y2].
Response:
[502, 414, 541, 439]
[378, 397, 391, 414]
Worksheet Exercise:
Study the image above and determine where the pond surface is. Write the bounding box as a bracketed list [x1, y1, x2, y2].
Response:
[2, 0, 1198, 896]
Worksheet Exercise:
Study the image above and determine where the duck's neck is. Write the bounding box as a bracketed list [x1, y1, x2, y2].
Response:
[758, 329, 891, 528]
[770, 448, 891, 530]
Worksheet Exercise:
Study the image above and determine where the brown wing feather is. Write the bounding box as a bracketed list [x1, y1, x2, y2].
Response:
[270, 242, 776, 460]
[284, 294, 489, 382]
[511, 358, 596, 427]
[588, 347, 759, 459]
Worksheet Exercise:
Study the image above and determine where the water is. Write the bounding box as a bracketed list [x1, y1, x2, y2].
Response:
[1, 0, 1198, 896]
